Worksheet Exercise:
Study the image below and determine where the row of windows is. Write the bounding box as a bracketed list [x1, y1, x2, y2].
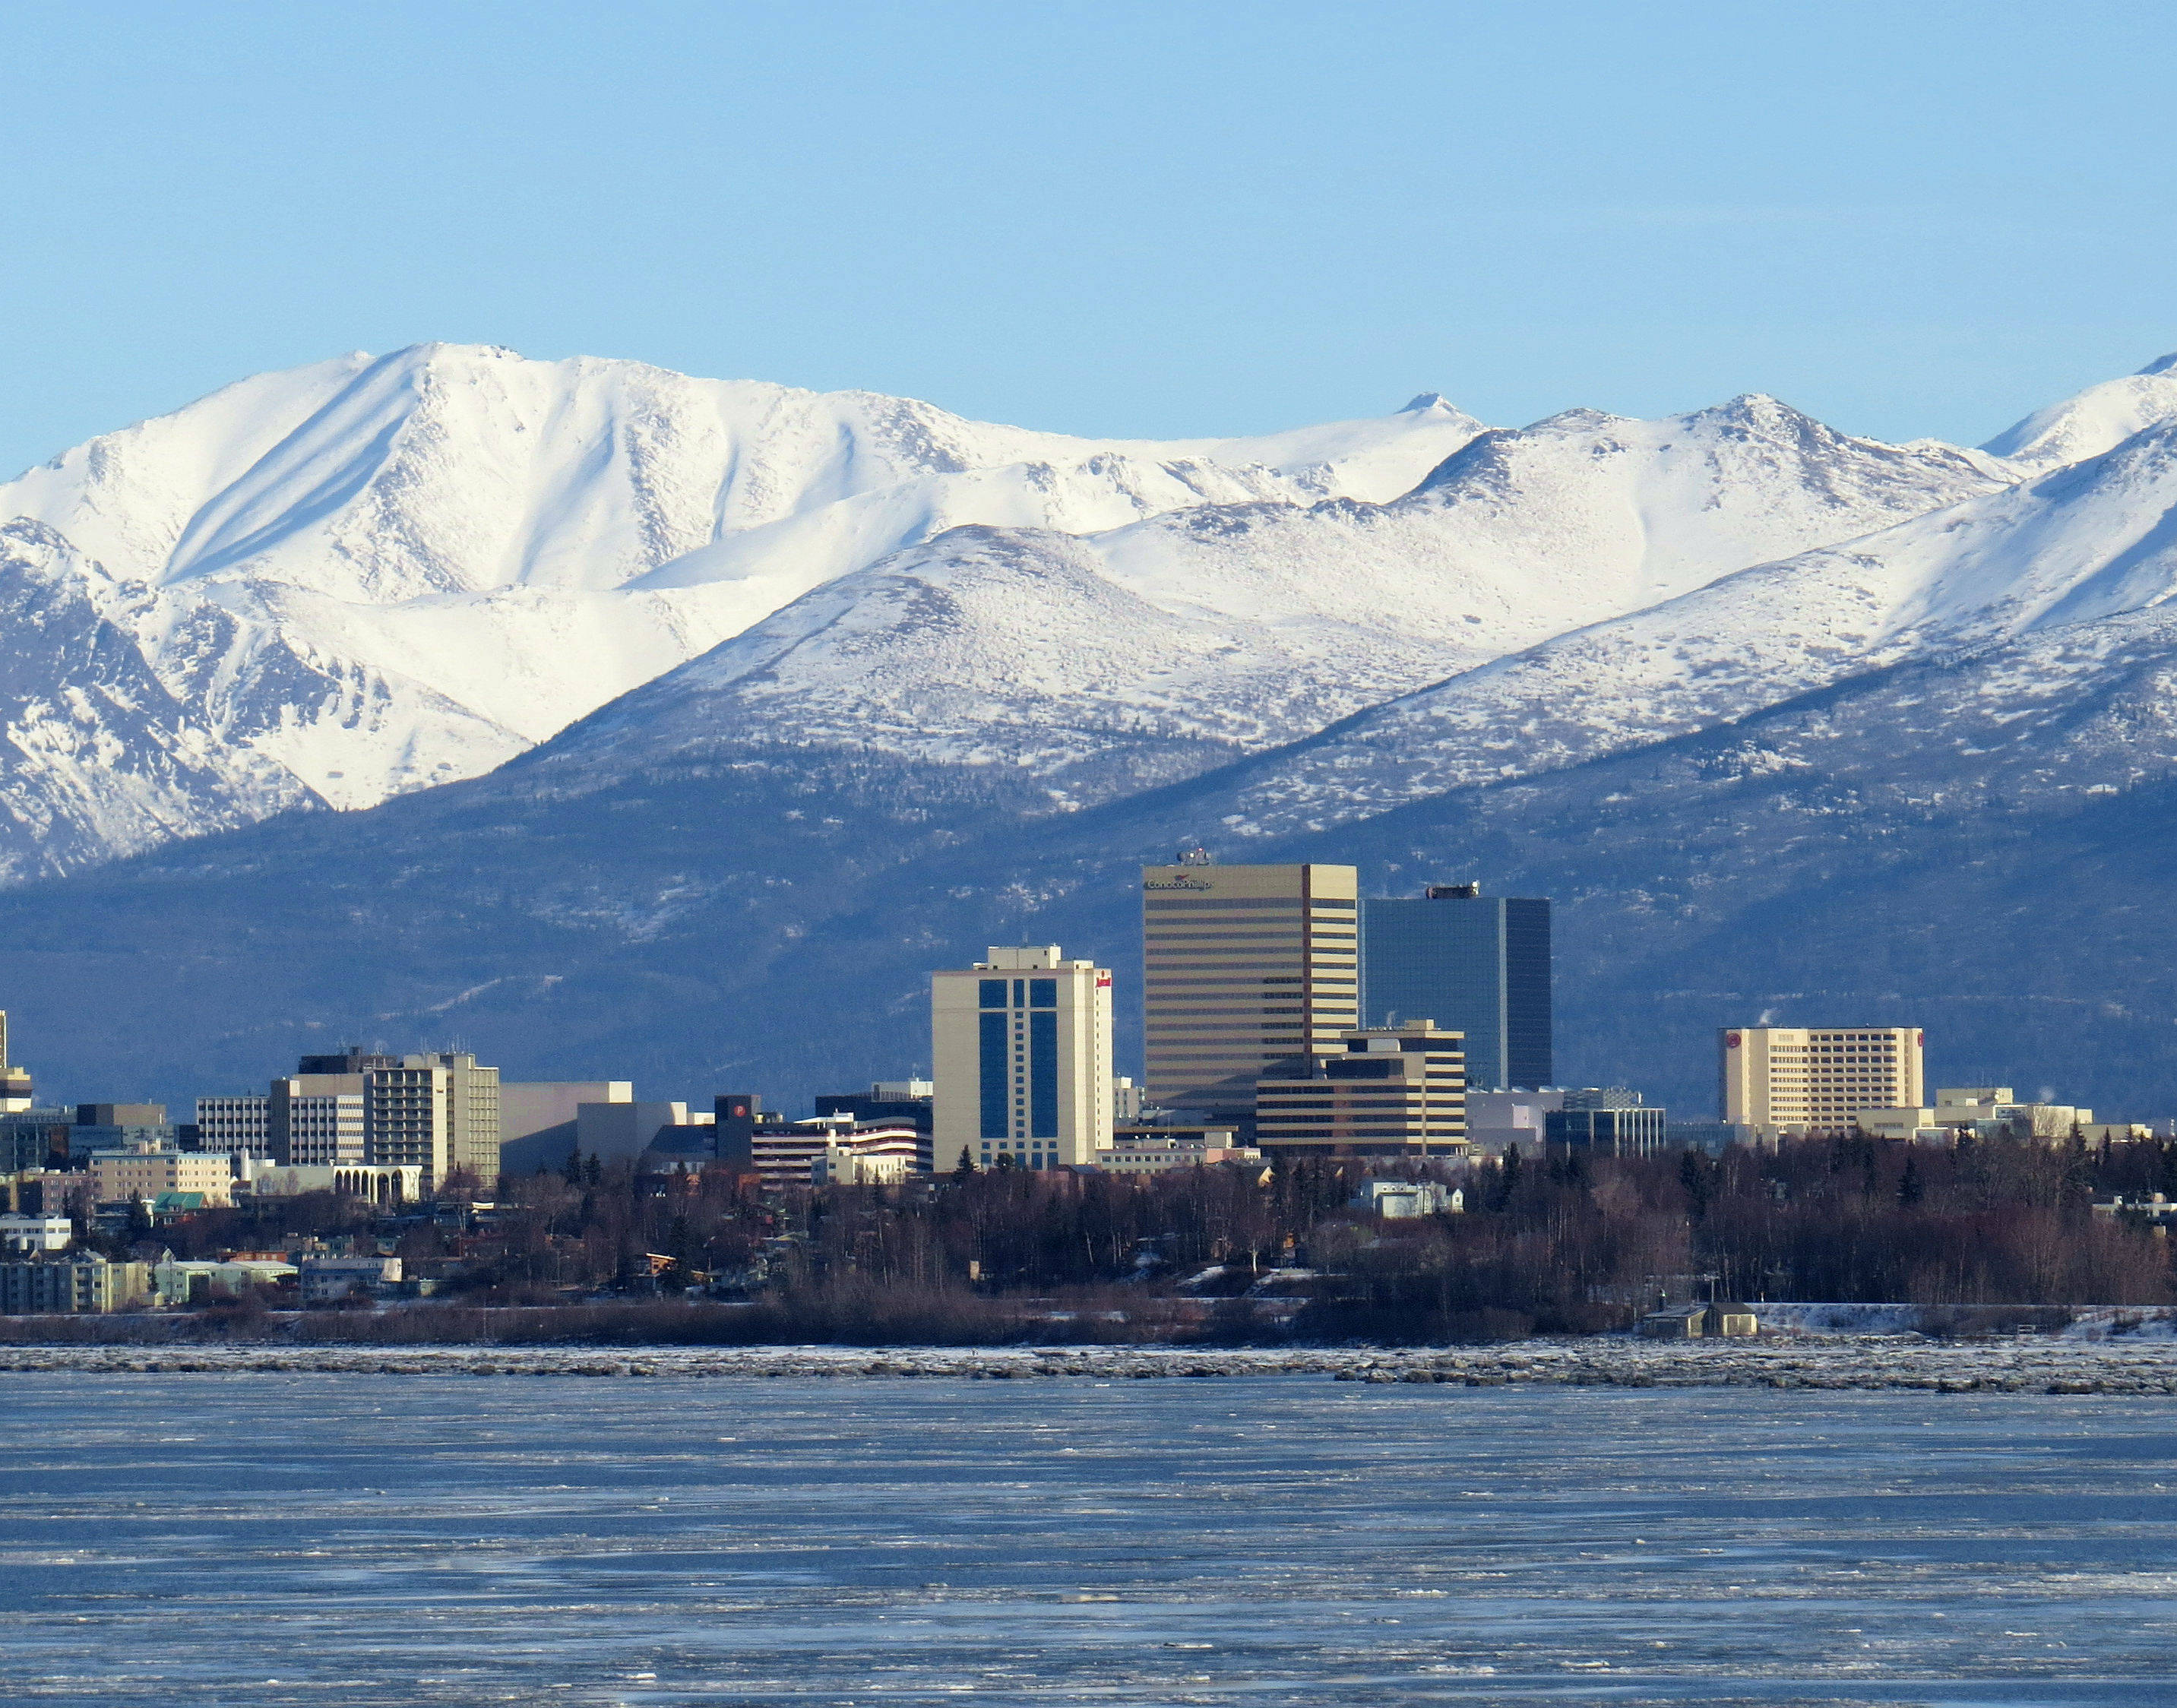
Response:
[1142, 897, 1356, 908]
[978, 977, 1060, 1010]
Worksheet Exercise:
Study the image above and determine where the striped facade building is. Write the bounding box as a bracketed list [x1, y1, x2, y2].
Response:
[1254, 1022, 1470, 1158]
[1141, 862, 1359, 1124]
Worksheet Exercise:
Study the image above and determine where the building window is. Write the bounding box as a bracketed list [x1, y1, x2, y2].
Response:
[979, 1012, 1008, 1138]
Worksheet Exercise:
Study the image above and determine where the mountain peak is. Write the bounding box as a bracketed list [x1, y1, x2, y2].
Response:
[1982, 357, 2177, 473]
[1400, 391, 1455, 413]
[1682, 392, 1817, 431]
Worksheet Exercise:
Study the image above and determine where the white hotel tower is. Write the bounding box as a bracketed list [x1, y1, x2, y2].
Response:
[1721, 1025, 1925, 1140]
[932, 947, 1114, 1173]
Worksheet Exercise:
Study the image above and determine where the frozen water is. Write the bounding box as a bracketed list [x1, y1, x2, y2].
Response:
[2, 1373, 2175, 1703]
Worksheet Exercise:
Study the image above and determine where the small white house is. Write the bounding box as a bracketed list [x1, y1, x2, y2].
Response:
[0, 1213, 72, 1254]
[299, 1255, 403, 1304]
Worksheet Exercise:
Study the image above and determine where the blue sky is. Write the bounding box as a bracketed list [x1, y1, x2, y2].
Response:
[2, 0, 2172, 473]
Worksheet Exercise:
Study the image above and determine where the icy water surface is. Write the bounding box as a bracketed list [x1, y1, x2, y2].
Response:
[3, 1374, 2175, 1705]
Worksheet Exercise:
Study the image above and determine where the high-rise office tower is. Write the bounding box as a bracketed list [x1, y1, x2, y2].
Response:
[1722, 1026, 1924, 1140]
[1141, 860, 1359, 1122]
[932, 946, 1114, 1172]
[1359, 884, 1552, 1091]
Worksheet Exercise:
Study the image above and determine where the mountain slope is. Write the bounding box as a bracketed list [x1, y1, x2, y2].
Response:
[11, 591, 2177, 1118]
[529, 392, 2015, 811]
[1161, 414, 2177, 840]
[0, 349, 2019, 873]
[0, 345, 1487, 868]
[1982, 353, 2177, 475]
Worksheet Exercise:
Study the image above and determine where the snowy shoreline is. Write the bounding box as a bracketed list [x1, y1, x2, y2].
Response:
[5, 1335, 2177, 1392]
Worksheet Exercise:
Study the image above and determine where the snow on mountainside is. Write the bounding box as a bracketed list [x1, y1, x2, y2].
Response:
[1185, 413, 2177, 839]
[527, 393, 2014, 807]
[4, 343, 2175, 888]
[0, 344, 1484, 866]
[1982, 353, 2177, 475]
[0, 520, 313, 880]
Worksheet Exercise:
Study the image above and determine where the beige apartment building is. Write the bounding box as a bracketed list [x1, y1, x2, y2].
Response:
[90, 1145, 234, 1207]
[932, 945, 1114, 1172]
[1720, 1026, 1925, 1138]
[1253, 1021, 1470, 1158]
[1142, 860, 1359, 1122]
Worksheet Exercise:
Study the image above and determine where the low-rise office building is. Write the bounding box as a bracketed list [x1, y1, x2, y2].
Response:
[1665, 1120, 1757, 1154]
[751, 1121, 840, 1190]
[1932, 1087, 2099, 1143]
[812, 1131, 922, 1187]
[1546, 1100, 1669, 1156]
[1463, 1090, 1562, 1157]
[0, 1111, 74, 1173]
[1092, 1124, 1259, 1174]
[1853, 1106, 1946, 1142]
[1253, 1022, 1469, 1159]
[67, 1105, 176, 1163]
[815, 1080, 935, 1133]
[233, 1158, 421, 1204]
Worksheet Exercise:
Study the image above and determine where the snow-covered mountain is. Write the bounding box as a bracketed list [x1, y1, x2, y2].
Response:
[1175, 400, 2177, 840]
[526, 393, 2011, 808]
[0, 343, 1486, 873]
[12, 357, 2177, 1111]
[0, 343, 2027, 877]
[1982, 353, 2177, 475]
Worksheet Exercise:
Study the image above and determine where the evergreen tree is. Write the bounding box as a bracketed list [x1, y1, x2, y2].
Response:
[1489, 1144, 1522, 1213]
[1679, 1150, 1712, 1222]
[1897, 1152, 1924, 1207]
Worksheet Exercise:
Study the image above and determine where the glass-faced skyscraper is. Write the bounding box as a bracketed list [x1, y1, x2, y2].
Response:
[1359, 884, 1552, 1091]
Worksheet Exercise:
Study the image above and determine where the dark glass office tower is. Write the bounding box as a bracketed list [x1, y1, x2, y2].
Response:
[1359, 884, 1552, 1090]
